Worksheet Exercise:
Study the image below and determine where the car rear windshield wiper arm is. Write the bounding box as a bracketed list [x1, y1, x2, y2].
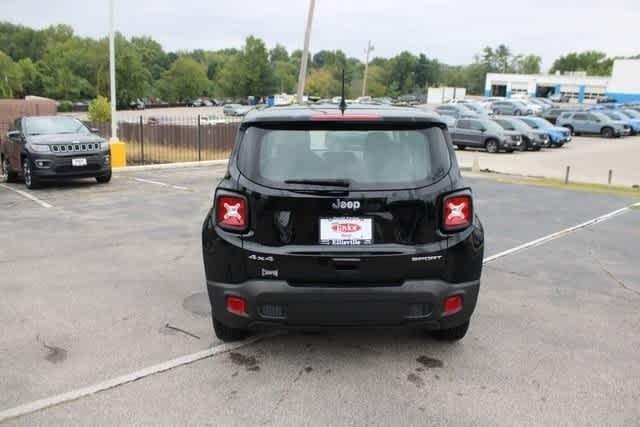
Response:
[284, 179, 351, 187]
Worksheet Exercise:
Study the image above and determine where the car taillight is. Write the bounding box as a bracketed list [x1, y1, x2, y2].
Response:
[216, 194, 248, 231]
[442, 195, 472, 231]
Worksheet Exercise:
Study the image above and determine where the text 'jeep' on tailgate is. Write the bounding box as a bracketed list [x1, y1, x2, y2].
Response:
[202, 104, 485, 342]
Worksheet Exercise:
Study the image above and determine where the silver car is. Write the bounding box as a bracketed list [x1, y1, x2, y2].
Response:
[556, 111, 630, 138]
[490, 100, 533, 116]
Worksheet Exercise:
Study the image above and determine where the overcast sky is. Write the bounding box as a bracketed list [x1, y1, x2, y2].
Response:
[4, 0, 640, 69]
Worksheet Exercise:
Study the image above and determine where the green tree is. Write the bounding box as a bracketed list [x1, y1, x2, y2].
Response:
[88, 96, 111, 122]
[216, 54, 245, 98]
[131, 36, 170, 81]
[16, 58, 41, 96]
[0, 50, 22, 97]
[272, 60, 297, 94]
[550, 51, 613, 75]
[241, 36, 272, 96]
[159, 57, 209, 102]
[513, 54, 542, 74]
[386, 51, 417, 95]
[269, 44, 289, 63]
[495, 44, 512, 73]
[306, 69, 334, 97]
[415, 54, 442, 89]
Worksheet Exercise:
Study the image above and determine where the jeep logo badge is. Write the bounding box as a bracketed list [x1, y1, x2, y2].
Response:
[332, 199, 361, 210]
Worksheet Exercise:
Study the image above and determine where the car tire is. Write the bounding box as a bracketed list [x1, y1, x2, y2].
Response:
[456, 145, 466, 150]
[1, 157, 17, 183]
[505, 148, 514, 153]
[96, 172, 112, 184]
[213, 319, 249, 342]
[533, 147, 542, 151]
[564, 125, 574, 136]
[431, 321, 469, 342]
[514, 110, 522, 116]
[485, 139, 499, 154]
[22, 158, 40, 189]
[601, 127, 614, 138]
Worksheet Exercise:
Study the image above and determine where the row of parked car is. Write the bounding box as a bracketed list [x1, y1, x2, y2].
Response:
[424, 97, 640, 153]
[447, 116, 572, 153]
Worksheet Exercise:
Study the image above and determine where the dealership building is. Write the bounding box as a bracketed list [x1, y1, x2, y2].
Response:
[484, 59, 640, 104]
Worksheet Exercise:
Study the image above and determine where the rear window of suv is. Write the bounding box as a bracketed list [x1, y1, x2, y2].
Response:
[237, 124, 451, 190]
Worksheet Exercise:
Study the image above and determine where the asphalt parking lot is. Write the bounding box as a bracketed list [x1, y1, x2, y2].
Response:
[1, 166, 639, 426]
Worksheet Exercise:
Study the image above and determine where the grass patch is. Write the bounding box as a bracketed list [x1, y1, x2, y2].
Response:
[466, 172, 640, 199]
[123, 141, 231, 164]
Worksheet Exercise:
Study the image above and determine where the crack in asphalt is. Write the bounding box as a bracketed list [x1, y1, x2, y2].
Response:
[589, 248, 640, 296]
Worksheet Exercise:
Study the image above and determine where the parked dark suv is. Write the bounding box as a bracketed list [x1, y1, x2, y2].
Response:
[1, 116, 111, 188]
[202, 105, 485, 342]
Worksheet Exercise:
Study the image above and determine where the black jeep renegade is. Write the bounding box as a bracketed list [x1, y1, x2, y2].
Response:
[202, 104, 484, 342]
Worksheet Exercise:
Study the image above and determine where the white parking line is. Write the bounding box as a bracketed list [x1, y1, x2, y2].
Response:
[0, 184, 53, 209]
[483, 202, 640, 265]
[1, 201, 638, 422]
[133, 178, 190, 191]
[0, 334, 274, 423]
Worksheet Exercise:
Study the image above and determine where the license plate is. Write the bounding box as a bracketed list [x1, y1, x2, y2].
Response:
[72, 158, 87, 167]
[320, 217, 372, 245]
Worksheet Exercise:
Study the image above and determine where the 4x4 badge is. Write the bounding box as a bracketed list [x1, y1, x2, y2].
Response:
[249, 254, 274, 262]
[332, 199, 361, 210]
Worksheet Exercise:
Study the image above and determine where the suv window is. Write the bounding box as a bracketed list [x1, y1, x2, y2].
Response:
[495, 120, 515, 130]
[558, 112, 572, 119]
[456, 119, 470, 129]
[469, 121, 485, 131]
[238, 125, 451, 190]
[573, 113, 587, 120]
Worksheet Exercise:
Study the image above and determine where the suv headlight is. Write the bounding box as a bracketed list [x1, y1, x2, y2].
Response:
[100, 142, 110, 151]
[28, 143, 50, 153]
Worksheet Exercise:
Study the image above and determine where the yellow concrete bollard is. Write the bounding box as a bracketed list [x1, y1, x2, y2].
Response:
[109, 139, 127, 168]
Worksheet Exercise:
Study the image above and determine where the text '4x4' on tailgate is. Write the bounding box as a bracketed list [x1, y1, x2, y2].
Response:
[202, 107, 484, 342]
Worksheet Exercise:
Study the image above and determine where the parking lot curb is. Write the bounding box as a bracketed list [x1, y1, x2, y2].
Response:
[113, 159, 228, 173]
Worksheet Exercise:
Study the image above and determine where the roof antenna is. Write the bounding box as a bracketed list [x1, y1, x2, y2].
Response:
[339, 69, 347, 115]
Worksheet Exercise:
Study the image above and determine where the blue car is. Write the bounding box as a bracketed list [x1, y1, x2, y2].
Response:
[515, 117, 572, 147]
[617, 110, 640, 135]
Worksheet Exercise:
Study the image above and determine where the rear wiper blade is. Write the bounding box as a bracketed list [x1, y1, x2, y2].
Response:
[284, 179, 351, 187]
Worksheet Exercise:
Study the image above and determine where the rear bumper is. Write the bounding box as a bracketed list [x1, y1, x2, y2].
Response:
[207, 278, 480, 331]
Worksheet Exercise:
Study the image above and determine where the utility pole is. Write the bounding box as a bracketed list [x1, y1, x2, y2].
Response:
[296, 0, 316, 104]
[109, 0, 117, 141]
[362, 40, 374, 97]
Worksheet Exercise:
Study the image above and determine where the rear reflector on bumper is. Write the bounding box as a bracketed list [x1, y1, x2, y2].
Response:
[226, 296, 247, 316]
[443, 295, 463, 316]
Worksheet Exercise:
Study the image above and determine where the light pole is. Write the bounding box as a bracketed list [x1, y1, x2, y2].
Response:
[109, 0, 117, 141]
[362, 40, 374, 97]
[296, 0, 316, 104]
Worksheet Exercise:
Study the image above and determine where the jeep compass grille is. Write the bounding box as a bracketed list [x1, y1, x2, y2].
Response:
[51, 143, 100, 153]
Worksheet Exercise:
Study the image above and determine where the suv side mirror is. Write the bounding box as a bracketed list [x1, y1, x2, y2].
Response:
[7, 130, 21, 140]
[90, 128, 100, 134]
